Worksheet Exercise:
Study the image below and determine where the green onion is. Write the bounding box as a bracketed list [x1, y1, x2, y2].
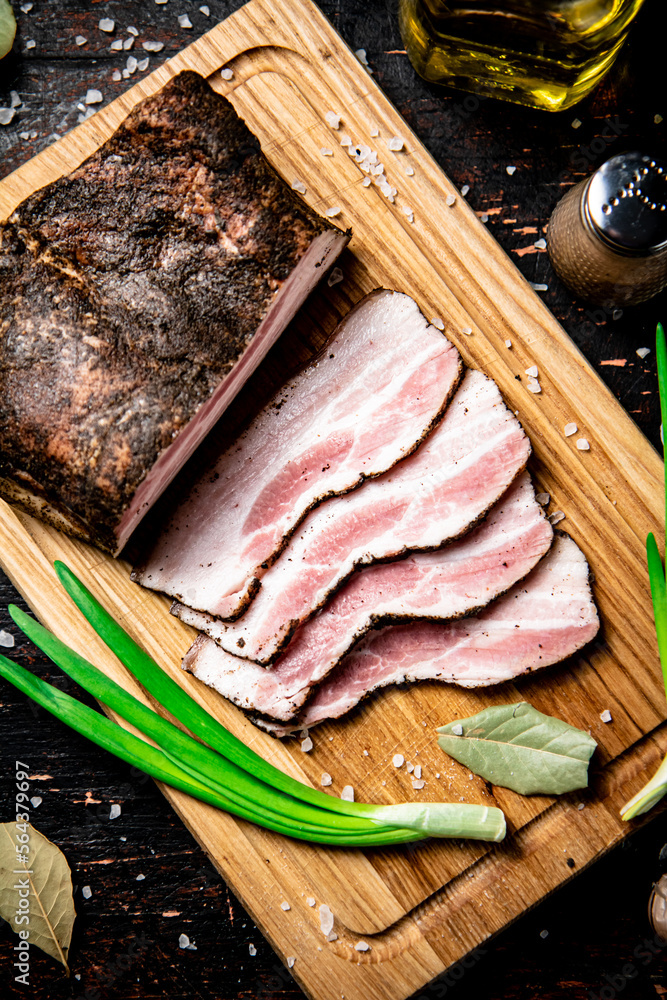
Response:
[621, 322, 667, 821]
[0, 563, 507, 845]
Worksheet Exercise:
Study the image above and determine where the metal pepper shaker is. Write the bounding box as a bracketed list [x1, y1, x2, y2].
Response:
[547, 152, 667, 308]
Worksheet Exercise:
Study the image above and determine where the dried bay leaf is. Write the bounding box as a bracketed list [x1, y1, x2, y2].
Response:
[437, 701, 597, 796]
[0, 823, 75, 972]
[0, 0, 16, 61]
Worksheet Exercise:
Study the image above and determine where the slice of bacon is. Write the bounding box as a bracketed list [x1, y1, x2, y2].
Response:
[182, 472, 553, 721]
[134, 290, 462, 618]
[175, 368, 531, 663]
[256, 533, 599, 735]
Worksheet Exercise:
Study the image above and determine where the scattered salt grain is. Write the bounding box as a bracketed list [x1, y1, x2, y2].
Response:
[363, 749, 369, 756]
[355, 49, 372, 73]
[435, 773, 440, 779]
[600, 709, 612, 723]
[99, 19, 115, 33]
[0, 630, 15, 648]
[25, 39, 36, 49]
[481, 213, 489, 223]
[540, 929, 549, 939]
[143, 40, 165, 52]
[320, 147, 334, 156]
[571, 118, 582, 129]
[505, 338, 512, 348]
[637, 347, 651, 359]
[319, 904, 334, 936]
[179, 933, 197, 949]
[414, 765, 422, 779]
[362, 177, 372, 187]
[178, 15, 193, 29]
[461, 184, 470, 196]
[281, 901, 291, 911]
[82, 886, 92, 899]
[388, 136, 404, 152]
[527, 380, 542, 393]
[75, 36, 87, 46]
[110, 39, 123, 51]
[326, 930, 338, 941]
[30, 796, 42, 808]
[136, 874, 145, 881]
[451, 724, 464, 736]
[300, 736, 313, 752]
[355, 941, 371, 952]
[249, 943, 257, 956]
[112, 70, 122, 81]
[126, 25, 139, 35]
[431, 317, 445, 331]
[564, 422, 578, 437]
[445, 194, 456, 207]
[126, 55, 138, 73]
[307, 897, 316, 907]
[85, 89, 103, 105]
[291, 179, 307, 194]
[525, 365, 539, 378]
[339, 134, 352, 147]
[155, 0, 168, 4]
[327, 267, 344, 287]
[406, 762, 414, 773]
[577, 803, 585, 811]
[110, 803, 121, 820]
[412, 780, 425, 790]
[200, 5, 210, 14]
[462, 326, 473, 336]
[548, 511, 565, 525]
[392, 754, 405, 768]
[325, 206, 342, 218]
[138, 58, 149, 71]
[655, 114, 663, 125]
[341, 785, 354, 802]
[220, 68, 234, 80]
[19, 131, 31, 140]
[506, 165, 516, 175]
[576, 438, 590, 451]
[20, 1, 33, 9]
[325, 111, 342, 129]
[534, 238, 547, 250]
[287, 956, 296, 968]
[530, 282, 548, 291]
[321, 772, 332, 786]
[123, 36, 134, 50]
[536, 493, 550, 506]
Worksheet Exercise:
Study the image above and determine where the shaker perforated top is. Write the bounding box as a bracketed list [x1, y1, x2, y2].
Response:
[584, 152, 667, 255]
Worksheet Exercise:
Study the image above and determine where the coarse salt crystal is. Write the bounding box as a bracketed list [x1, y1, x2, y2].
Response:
[534, 238, 547, 250]
[320, 147, 334, 156]
[138, 58, 149, 71]
[535, 493, 550, 506]
[110, 803, 121, 820]
[200, 5, 210, 14]
[577, 803, 585, 811]
[370, 126, 379, 137]
[319, 904, 334, 936]
[82, 886, 92, 899]
[126, 55, 138, 73]
[10, 91, 21, 108]
[110, 39, 123, 50]
[600, 709, 612, 723]
[414, 765, 422, 779]
[362, 177, 372, 187]
[388, 136, 404, 151]
[527, 381, 542, 393]
[446, 194, 456, 207]
[412, 779, 425, 790]
[281, 901, 291, 911]
[178, 14, 193, 28]
[25, 39, 36, 49]
[462, 327, 473, 336]
[548, 511, 565, 525]
[506, 165, 516, 175]
[481, 213, 489, 223]
[325, 206, 342, 218]
[99, 19, 115, 32]
[525, 365, 539, 377]
[576, 438, 590, 451]
[85, 89, 103, 105]
[178, 933, 190, 949]
[530, 282, 548, 291]
[127, 25, 139, 35]
[571, 118, 582, 128]
[564, 422, 577, 437]
[392, 754, 404, 768]
[300, 736, 313, 752]
[249, 943, 257, 956]
[505, 339, 512, 348]
[287, 957, 296, 968]
[20, 131, 31, 139]
[291, 179, 306, 194]
[355, 941, 371, 952]
[406, 762, 414, 773]
[307, 897, 316, 907]
[404, 166, 414, 177]
[540, 929, 549, 939]
[20, 1, 33, 9]
[451, 723, 464, 736]
[30, 796, 42, 807]
[143, 40, 165, 52]
[363, 749, 369, 756]
[325, 111, 341, 129]
[327, 267, 344, 287]
[339, 134, 352, 147]
[340, 785, 354, 802]
[321, 772, 332, 786]
[136, 874, 145, 881]
[112, 70, 122, 81]
[75, 35, 87, 46]
[220, 68, 234, 80]
[430, 317, 444, 331]
[402, 206, 414, 223]
[461, 184, 470, 196]
[0, 630, 15, 648]
[637, 347, 651, 359]
[123, 36, 134, 50]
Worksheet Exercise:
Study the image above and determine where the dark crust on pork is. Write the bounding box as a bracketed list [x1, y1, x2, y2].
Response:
[0, 71, 341, 553]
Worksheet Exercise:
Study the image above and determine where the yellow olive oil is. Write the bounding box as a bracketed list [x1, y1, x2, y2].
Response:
[398, 0, 647, 111]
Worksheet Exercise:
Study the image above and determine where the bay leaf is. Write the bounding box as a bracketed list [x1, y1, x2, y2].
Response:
[0, 823, 75, 972]
[0, 0, 16, 61]
[437, 701, 597, 796]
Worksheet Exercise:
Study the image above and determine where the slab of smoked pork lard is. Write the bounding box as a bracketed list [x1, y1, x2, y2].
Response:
[0, 71, 348, 554]
[134, 290, 463, 618]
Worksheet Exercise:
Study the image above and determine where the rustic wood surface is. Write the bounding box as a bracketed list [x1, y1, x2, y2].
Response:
[1, 1, 666, 998]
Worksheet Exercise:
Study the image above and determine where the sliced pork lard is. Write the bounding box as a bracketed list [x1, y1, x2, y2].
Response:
[175, 368, 531, 662]
[182, 471, 553, 721]
[259, 533, 599, 734]
[134, 290, 462, 616]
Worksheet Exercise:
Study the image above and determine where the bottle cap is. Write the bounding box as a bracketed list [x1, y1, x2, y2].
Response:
[584, 152, 667, 256]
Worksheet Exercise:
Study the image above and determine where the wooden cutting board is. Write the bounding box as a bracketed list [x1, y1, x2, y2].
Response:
[1, 1, 666, 997]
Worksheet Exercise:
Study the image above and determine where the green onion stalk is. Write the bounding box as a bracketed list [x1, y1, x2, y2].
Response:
[0, 562, 506, 846]
[621, 322, 667, 822]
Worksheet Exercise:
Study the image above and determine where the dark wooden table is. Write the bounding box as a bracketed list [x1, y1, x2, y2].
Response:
[1, 2, 666, 997]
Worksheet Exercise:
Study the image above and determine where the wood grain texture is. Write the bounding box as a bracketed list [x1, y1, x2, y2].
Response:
[1, 2, 666, 999]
